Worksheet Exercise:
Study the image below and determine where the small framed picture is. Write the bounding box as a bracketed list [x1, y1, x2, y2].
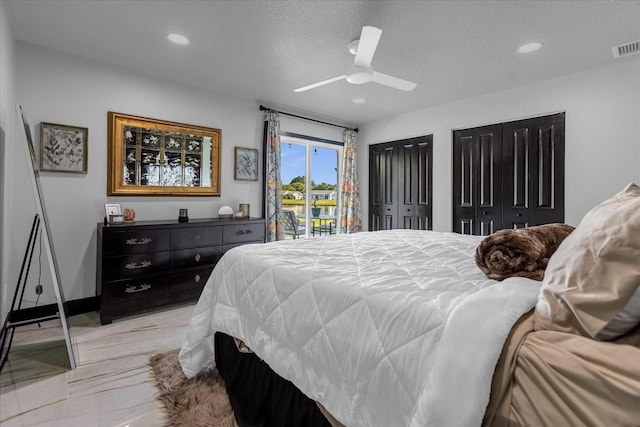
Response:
[40, 122, 88, 173]
[104, 203, 121, 218]
[234, 147, 258, 181]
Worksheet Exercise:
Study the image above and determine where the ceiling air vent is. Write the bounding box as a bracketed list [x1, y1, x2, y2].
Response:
[612, 40, 640, 58]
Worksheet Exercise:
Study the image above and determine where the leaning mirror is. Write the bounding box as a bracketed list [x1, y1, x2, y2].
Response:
[107, 112, 221, 196]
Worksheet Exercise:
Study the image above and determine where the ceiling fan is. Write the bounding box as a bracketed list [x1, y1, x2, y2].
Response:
[294, 26, 417, 93]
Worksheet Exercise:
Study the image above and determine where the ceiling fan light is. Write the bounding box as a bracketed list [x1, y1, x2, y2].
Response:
[346, 65, 373, 84]
[346, 72, 371, 84]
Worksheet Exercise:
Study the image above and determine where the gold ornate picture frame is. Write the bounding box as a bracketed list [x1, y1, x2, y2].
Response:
[107, 112, 221, 196]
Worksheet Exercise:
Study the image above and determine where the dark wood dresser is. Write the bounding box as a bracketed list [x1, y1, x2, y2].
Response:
[96, 217, 265, 324]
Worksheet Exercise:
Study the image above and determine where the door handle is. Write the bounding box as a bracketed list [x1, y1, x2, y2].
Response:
[516, 213, 522, 217]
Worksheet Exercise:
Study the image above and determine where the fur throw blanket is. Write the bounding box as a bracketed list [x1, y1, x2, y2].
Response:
[475, 223, 575, 281]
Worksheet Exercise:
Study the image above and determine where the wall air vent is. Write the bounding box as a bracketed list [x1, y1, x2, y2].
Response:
[612, 40, 640, 58]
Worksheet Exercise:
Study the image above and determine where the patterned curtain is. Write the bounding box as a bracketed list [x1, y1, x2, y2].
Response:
[264, 111, 284, 242]
[337, 129, 362, 233]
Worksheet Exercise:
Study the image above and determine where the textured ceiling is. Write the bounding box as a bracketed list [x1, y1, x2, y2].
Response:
[5, 0, 640, 127]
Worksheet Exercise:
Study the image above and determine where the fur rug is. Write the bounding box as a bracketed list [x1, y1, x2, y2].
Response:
[149, 349, 238, 427]
[475, 223, 575, 281]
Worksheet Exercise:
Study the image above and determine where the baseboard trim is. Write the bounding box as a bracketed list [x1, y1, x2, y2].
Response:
[67, 296, 99, 316]
[7, 297, 99, 323]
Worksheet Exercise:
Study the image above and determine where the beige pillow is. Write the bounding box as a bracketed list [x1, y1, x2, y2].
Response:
[534, 183, 640, 340]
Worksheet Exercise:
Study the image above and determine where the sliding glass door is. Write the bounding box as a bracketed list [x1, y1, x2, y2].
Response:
[280, 135, 342, 238]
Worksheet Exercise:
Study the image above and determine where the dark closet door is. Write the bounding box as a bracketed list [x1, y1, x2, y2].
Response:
[369, 136, 433, 231]
[502, 113, 565, 228]
[369, 142, 397, 231]
[398, 138, 433, 230]
[452, 125, 502, 235]
[453, 113, 565, 236]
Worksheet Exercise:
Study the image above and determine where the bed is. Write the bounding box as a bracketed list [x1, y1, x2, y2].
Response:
[179, 184, 640, 427]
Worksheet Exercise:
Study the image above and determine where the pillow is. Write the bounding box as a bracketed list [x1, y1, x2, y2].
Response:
[534, 183, 640, 340]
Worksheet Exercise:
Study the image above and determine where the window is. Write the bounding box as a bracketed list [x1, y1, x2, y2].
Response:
[280, 134, 342, 238]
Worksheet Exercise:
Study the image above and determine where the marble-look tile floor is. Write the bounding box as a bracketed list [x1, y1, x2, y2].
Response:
[0, 302, 197, 427]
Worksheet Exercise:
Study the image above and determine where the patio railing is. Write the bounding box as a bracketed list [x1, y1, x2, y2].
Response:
[282, 200, 337, 239]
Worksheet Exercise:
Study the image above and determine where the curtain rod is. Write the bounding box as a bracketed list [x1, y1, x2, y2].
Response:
[259, 105, 358, 133]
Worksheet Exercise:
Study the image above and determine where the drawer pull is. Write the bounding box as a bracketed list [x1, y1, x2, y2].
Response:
[125, 260, 152, 270]
[194, 253, 201, 262]
[194, 274, 201, 283]
[126, 237, 152, 245]
[195, 233, 201, 240]
[237, 229, 253, 235]
[125, 283, 151, 293]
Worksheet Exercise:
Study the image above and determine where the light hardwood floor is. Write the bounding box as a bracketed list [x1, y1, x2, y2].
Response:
[0, 302, 197, 426]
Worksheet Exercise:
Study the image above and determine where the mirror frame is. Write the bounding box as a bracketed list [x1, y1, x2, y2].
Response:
[107, 112, 221, 196]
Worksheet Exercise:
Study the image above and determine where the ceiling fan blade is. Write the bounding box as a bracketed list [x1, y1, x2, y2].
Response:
[294, 75, 347, 92]
[354, 26, 382, 68]
[371, 71, 417, 91]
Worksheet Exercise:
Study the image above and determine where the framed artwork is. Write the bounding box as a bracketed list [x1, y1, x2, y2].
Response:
[104, 203, 121, 217]
[234, 147, 258, 181]
[40, 122, 88, 173]
[107, 112, 221, 196]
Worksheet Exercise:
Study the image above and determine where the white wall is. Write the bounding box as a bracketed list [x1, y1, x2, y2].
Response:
[358, 58, 640, 231]
[0, 0, 17, 321]
[10, 42, 265, 304]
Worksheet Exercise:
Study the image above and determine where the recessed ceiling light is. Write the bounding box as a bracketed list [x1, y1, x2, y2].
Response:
[517, 42, 543, 53]
[167, 33, 189, 45]
[352, 97, 366, 104]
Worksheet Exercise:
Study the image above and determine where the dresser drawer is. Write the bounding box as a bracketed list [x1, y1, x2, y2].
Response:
[103, 229, 170, 256]
[171, 266, 214, 293]
[103, 251, 171, 281]
[171, 226, 222, 249]
[223, 223, 265, 244]
[102, 275, 170, 301]
[171, 246, 223, 270]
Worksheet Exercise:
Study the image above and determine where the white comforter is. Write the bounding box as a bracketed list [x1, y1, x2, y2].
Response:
[179, 230, 540, 427]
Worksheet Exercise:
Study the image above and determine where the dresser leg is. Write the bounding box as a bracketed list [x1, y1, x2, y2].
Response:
[100, 313, 113, 325]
